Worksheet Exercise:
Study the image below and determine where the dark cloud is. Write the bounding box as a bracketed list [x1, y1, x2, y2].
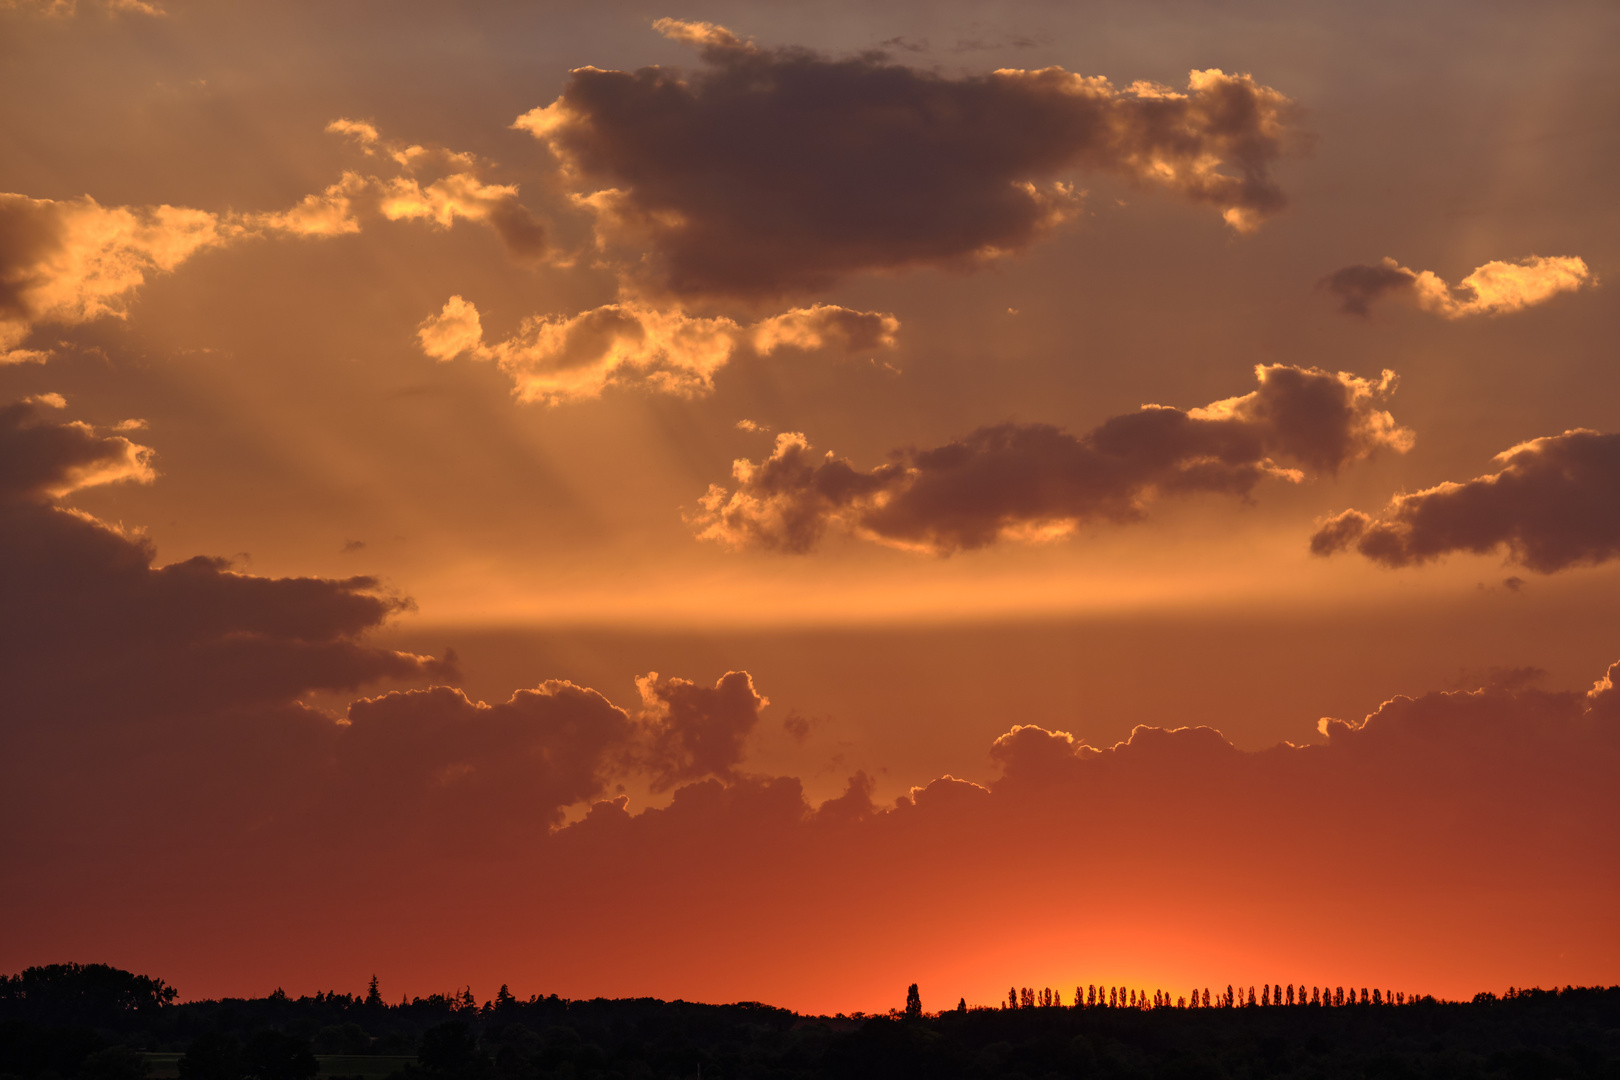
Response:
[0, 397, 153, 500]
[695, 364, 1411, 554]
[515, 19, 1301, 299]
[0, 401, 449, 727]
[638, 671, 768, 792]
[339, 682, 636, 836]
[1319, 262, 1418, 316]
[1311, 430, 1620, 573]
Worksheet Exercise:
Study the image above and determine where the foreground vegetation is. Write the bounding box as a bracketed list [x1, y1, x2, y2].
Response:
[3, 964, 1617, 1080]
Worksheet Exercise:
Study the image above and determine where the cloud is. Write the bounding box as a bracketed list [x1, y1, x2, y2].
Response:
[0, 123, 544, 361]
[1320, 255, 1593, 318]
[0, 408, 778, 856]
[513, 20, 1301, 299]
[418, 296, 898, 403]
[694, 364, 1411, 554]
[1311, 429, 1620, 573]
[1, 0, 163, 16]
[0, 396, 155, 500]
[638, 671, 768, 792]
[0, 192, 226, 362]
[0, 401, 449, 728]
[339, 682, 638, 836]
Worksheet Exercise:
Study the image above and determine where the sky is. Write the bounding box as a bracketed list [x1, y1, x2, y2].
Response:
[2, 0, 1618, 1015]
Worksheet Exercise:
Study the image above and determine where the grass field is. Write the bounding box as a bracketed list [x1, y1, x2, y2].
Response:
[142, 1054, 415, 1079]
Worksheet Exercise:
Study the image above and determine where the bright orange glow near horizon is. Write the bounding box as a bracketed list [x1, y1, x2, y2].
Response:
[2, 0, 1617, 1013]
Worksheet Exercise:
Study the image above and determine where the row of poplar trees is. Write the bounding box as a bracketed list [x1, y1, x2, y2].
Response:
[1007, 984, 1416, 1010]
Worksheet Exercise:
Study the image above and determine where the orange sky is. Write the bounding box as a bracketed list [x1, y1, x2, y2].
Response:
[2, 0, 1617, 1014]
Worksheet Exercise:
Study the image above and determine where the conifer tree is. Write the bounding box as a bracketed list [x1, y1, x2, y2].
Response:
[364, 976, 382, 1008]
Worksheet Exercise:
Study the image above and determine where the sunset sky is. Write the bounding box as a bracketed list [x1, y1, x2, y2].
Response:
[3, 0, 1617, 1015]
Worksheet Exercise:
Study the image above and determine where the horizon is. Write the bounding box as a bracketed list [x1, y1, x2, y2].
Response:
[2, 0, 1616, 1018]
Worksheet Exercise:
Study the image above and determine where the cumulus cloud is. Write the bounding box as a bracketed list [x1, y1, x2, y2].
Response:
[1320, 255, 1593, 318]
[513, 19, 1301, 299]
[695, 364, 1411, 554]
[339, 682, 638, 836]
[418, 295, 898, 403]
[0, 122, 543, 361]
[1311, 429, 1620, 573]
[638, 670, 768, 792]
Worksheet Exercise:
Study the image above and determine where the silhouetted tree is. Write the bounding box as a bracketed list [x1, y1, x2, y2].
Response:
[1, 964, 177, 1027]
[80, 1047, 150, 1080]
[904, 984, 921, 1020]
[242, 1031, 315, 1080]
[179, 1032, 243, 1080]
[956, 997, 966, 1014]
[1007, 987, 1016, 1010]
[420, 1021, 482, 1076]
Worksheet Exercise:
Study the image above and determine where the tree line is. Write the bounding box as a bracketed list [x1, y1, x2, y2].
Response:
[4, 963, 1619, 1080]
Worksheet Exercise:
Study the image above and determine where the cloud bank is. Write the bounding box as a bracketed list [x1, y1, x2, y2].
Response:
[418, 296, 898, 403]
[1321, 255, 1593, 318]
[514, 19, 1301, 299]
[694, 364, 1411, 554]
[1311, 429, 1620, 573]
